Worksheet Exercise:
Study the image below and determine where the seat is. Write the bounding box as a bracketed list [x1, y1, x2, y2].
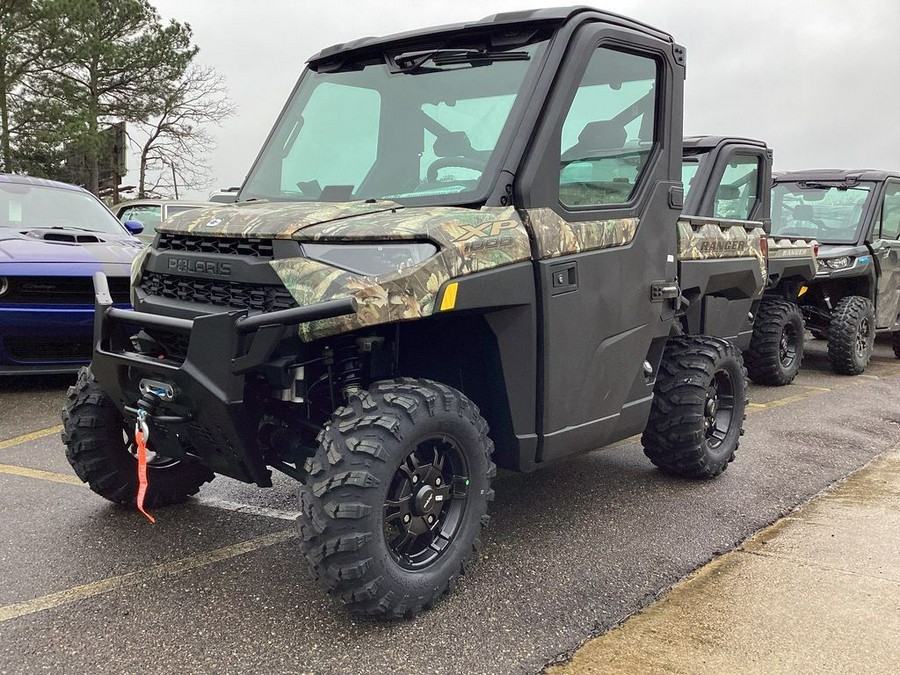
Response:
[788, 203, 823, 233]
[561, 120, 627, 163]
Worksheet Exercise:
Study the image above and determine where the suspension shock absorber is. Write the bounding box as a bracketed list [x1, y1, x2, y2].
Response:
[329, 335, 386, 401]
[333, 338, 365, 399]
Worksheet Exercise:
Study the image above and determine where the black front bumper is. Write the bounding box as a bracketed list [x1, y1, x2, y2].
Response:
[90, 272, 356, 486]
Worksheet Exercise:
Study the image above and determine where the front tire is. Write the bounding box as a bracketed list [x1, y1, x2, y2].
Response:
[61, 366, 214, 506]
[297, 378, 495, 619]
[892, 330, 900, 359]
[641, 335, 748, 479]
[745, 299, 805, 386]
[827, 296, 875, 375]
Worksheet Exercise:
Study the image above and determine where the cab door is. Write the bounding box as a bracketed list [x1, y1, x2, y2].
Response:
[516, 24, 684, 463]
[871, 180, 900, 329]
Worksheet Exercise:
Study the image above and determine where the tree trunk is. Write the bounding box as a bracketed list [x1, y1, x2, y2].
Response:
[138, 144, 148, 198]
[0, 59, 12, 172]
[88, 56, 100, 194]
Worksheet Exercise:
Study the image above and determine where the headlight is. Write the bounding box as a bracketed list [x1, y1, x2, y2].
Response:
[824, 256, 852, 270]
[302, 242, 438, 276]
[0, 276, 8, 297]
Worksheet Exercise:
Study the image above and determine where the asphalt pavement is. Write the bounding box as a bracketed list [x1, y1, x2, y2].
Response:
[1, 339, 899, 675]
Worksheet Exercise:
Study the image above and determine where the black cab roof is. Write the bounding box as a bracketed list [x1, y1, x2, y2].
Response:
[683, 135, 767, 151]
[774, 168, 900, 183]
[309, 6, 673, 64]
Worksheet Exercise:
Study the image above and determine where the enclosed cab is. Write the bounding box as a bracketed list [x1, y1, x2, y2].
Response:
[63, 7, 762, 618]
[772, 169, 900, 374]
[681, 137, 818, 385]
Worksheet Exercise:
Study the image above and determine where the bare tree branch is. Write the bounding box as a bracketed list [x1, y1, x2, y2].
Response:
[136, 64, 235, 198]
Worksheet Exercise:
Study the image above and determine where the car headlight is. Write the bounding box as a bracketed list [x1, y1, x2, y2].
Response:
[823, 256, 853, 270]
[302, 242, 438, 276]
[0, 276, 8, 297]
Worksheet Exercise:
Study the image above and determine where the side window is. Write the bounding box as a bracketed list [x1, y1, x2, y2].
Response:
[880, 183, 900, 240]
[713, 155, 760, 220]
[559, 48, 658, 207]
[119, 205, 162, 232]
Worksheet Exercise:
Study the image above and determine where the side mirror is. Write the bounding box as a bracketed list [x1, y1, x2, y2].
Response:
[124, 220, 144, 235]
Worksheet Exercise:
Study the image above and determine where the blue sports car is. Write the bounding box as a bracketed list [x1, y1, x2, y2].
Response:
[0, 174, 145, 374]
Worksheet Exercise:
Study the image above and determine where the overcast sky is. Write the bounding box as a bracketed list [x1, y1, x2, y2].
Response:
[150, 0, 900, 199]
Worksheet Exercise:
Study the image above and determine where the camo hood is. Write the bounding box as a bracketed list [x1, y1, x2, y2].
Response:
[157, 200, 404, 239]
[157, 201, 532, 341]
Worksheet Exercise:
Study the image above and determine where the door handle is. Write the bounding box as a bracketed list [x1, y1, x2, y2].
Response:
[550, 261, 578, 295]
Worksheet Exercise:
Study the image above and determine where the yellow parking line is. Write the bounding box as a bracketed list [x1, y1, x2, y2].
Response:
[794, 384, 832, 392]
[0, 529, 296, 623]
[0, 464, 82, 486]
[0, 425, 63, 451]
[747, 390, 822, 413]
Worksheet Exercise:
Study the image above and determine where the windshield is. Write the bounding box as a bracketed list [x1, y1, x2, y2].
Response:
[0, 182, 126, 235]
[241, 34, 550, 205]
[771, 182, 873, 244]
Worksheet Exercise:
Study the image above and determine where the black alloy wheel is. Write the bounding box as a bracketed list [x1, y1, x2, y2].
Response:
[779, 322, 800, 369]
[383, 438, 469, 570]
[703, 370, 736, 450]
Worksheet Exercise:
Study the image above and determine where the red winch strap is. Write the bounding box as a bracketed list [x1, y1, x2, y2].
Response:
[134, 426, 156, 524]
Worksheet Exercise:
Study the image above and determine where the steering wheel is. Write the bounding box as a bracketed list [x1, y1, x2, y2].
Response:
[425, 156, 487, 183]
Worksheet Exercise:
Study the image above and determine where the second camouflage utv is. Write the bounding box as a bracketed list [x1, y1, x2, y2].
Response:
[63, 7, 765, 617]
[681, 136, 818, 385]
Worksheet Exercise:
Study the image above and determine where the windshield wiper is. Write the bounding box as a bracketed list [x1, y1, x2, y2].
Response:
[391, 49, 530, 73]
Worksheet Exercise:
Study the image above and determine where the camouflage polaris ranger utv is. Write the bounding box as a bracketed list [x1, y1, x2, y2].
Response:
[772, 169, 900, 375]
[62, 7, 764, 618]
[682, 137, 818, 385]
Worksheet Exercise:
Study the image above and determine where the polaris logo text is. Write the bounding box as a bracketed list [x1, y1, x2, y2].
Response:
[167, 258, 232, 276]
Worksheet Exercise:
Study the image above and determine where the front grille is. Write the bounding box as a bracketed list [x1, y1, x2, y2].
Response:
[157, 233, 274, 258]
[0, 276, 130, 304]
[4, 336, 92, 361]
[139, 271, 297, 313]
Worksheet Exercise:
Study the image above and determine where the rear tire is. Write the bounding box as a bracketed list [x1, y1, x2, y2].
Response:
[827, 296, 875, 375]
[892, 331, 900, 359]
[61, 366, 214, 506]
[745, 299, 805, 386]
[297, 378, 495, 619]
[641, 335, 747, 479]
